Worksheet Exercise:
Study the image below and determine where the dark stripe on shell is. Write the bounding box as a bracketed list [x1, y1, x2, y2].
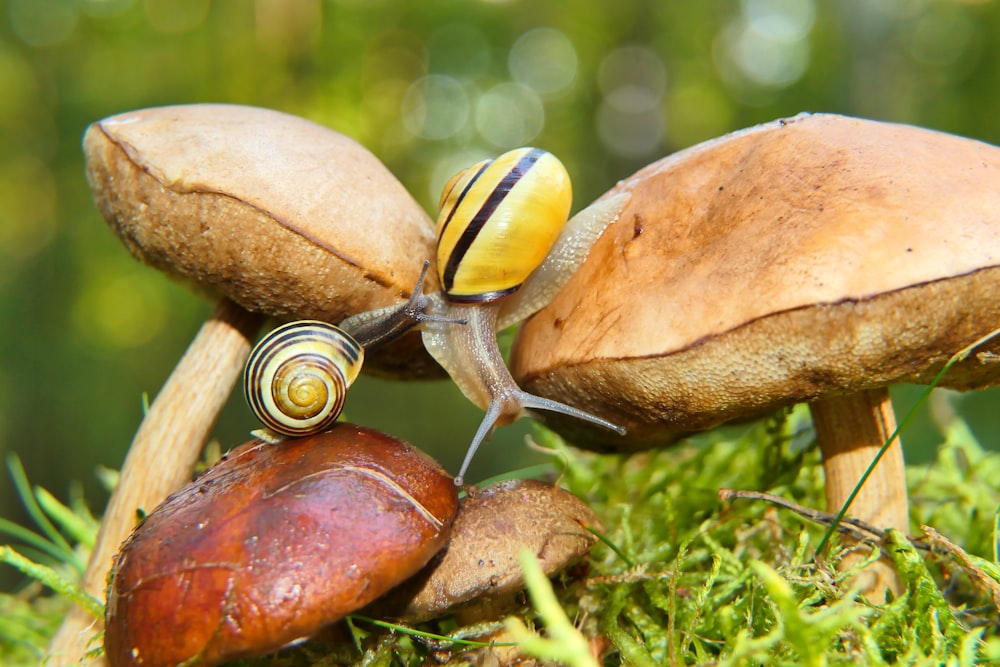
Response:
[437, 160, 492, 248]
[442, 148, 545, 294]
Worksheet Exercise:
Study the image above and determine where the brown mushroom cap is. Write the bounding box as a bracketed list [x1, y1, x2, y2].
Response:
[84, 103, 439, 376]
[104, 425, 459, 667]
[369, 479, 599, 623]
[511, 113, 1000, 448]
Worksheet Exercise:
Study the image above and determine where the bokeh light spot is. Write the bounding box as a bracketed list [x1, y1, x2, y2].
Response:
[81, 0, 136, 19]
[475, 82, 544, 148]
[509, 27, 578, 96]
[596, 102, 664, 159]
[362, 31, 427, 87]
[598, 44, 667, 113]
[9, 0, 79, 47]
[596, 45, 667, 158]
[0, 45, 40, 119]
[0, 157, 58, 262]
[254, 0, 322, 52]
[427, 23, 490, 79]
[73, 271, 169, 350]
[402, 74, 470, 140]
[906, 5, 974, 67]
[742, 0, 815, 41]
[144, 0, 210, 35]
[665, 81, 734, 147]
[717, 8, 812, 92]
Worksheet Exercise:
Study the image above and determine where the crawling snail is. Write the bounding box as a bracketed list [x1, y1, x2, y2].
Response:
[246, 147, 629, 482]
[418, 147, 627, 483]
[244, 261, 455, 438]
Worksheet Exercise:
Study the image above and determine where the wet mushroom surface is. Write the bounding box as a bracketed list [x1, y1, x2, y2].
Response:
[104, 425, 459, 667]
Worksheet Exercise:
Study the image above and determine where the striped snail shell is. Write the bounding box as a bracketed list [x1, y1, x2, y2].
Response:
[435, 147, 572, 303]
[244, 321, 364, 437]
[421, 147, 628, 485]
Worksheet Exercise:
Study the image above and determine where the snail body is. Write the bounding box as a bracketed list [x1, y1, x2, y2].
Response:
[244, 147, 629, 485]
[244, 321, 363, 437]
[245, 263, 459, 438]
[423, 147, 629, 483]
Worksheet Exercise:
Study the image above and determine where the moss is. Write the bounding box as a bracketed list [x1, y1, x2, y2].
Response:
[2, 406, 999, 666]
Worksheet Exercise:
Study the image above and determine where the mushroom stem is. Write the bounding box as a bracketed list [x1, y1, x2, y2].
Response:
[808, 387, 909, 599]
[47, 297, 264, 666]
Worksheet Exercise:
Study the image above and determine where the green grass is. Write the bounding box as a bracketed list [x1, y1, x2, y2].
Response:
[2, 405, 999, 666]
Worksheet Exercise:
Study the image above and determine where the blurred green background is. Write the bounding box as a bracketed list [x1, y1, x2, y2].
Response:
[3, 0, 1000, 591]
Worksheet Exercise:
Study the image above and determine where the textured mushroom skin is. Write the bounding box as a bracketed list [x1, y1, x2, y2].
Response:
[104, 426, 458, 667]
[511, 113, 1000, 449]
[368, 479, 599, 622]
[84, 104, 439, 377]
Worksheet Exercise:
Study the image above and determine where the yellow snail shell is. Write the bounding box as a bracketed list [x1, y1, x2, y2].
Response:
[244, 321, 363, 437]
[436, 147, 572, 303]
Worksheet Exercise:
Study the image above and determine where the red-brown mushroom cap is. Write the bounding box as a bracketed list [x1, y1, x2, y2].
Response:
[511, 113, 1000, 448]
[84, 103, 439, 377]
[104, 425, 459, 667]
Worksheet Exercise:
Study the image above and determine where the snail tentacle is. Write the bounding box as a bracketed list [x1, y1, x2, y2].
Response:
[426, 147, 627, 482]
[339, 260, 466, 351]
[423, 299, 623, 485]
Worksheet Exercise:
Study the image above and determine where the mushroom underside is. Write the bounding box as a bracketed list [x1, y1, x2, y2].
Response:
[516, 264, 1000, 450]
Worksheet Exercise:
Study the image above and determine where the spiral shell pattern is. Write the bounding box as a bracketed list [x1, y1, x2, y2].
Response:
[244, 321, 364, 436]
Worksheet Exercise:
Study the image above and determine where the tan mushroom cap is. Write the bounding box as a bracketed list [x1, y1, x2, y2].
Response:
[367, 479, 599, 623]
[511, 113, 1000, 448]
[84, 103, 439, 376]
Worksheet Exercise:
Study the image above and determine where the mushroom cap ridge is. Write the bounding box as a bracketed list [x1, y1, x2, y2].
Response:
[85, 103, 439, 377]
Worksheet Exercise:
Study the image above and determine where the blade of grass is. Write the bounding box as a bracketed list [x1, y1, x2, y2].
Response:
[35, 486, 95, 552]
[505, 549, 600, 667]
[586, 523, 636, 568]
[349, 615, 514, 648]
[0, 546, 103, 619]
[5, 454, 78, 567]
[0, 517, 77, 567]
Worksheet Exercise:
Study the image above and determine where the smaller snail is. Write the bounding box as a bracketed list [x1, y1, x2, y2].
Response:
[244, 320, 363, 437]
[421, 147, 629, 483]
[245, 262, 459, 438]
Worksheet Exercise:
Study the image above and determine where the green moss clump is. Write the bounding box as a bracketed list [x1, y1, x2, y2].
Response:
[3, 407, 999, 666]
